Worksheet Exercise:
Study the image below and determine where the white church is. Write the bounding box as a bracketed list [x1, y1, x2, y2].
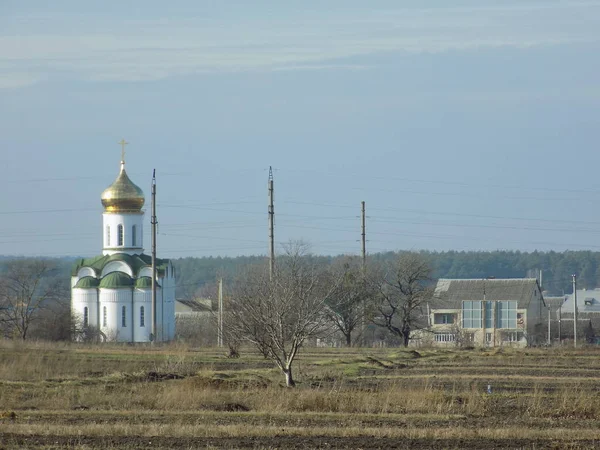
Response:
[71, 148, 175, 342]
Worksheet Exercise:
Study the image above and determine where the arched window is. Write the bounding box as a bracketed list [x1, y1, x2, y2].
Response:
[103, 306, 107, 327]
[117, 224, 124, 246]
[132, 225, 137, 247]
[83, 307, 89, 327]
[106, 226, 111, 247]
[140, 306, 145, 327]
[121, 306, 127, 327]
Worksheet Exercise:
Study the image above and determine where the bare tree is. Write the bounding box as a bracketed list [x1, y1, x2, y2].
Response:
[229, 242, 332, 387]
[323, 256, 372, 347]
[371, 253, 432, 347]
[0, 259, 63, 340]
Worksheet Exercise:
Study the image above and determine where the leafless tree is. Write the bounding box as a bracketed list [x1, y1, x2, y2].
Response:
[323, 256, 372, 347]
[0, 259, 64, 340]
[229, 242, 333, 387]
[370, 253, 432, 347]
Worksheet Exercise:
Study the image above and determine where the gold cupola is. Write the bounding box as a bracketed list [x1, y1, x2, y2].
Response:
[101, 153, 145, 213]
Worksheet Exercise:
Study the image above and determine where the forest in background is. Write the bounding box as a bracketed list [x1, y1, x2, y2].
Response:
[2, 250, 599, 300]
[132, 250, 600, 299]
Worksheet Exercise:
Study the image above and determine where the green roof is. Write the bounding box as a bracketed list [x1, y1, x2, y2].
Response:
[74, 276, 100, 289]
[135, 276, 160, 289]
[99, 271, 134, 289]
[71, 253, 169, 277]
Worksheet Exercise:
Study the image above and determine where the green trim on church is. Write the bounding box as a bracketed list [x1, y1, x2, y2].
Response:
[135, 276, 160, 289]
[71, 253, 169, 277]
[74, 276, 100, 289]
[99, 271, 134, 289]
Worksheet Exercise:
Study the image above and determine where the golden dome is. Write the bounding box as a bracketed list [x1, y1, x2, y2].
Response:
[101, 161, 145, 213]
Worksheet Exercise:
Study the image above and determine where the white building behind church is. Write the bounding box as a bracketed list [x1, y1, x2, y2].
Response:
[71, 152, 175, 342]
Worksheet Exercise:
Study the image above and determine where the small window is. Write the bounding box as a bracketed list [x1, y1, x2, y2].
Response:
[132, 225, 137, 247]
[122, 306, 127, 327]
[103, 306, 107, 327]
[434, 313, 455, 325]
[585, 298, 594, 306]
[117, 224, 124, 246]
[503, 331, 523, 342]
[485, 332, 493, 343]
[106, 226, 111, 246]
[83, 307, 89, 327]
[140, 306, 145, 327]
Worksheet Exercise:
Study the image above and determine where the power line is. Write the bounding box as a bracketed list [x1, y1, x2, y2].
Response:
[278, 168, 600, 196]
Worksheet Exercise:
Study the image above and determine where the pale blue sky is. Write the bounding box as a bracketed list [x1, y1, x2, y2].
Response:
[1, 1, 599, 258]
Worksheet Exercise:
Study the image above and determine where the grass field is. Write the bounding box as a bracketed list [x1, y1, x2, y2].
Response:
[1, 341, 600, 449]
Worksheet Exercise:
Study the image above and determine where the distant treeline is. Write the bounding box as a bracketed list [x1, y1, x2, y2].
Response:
[172, 250, 600, 299]
[2, 250, 599, 299]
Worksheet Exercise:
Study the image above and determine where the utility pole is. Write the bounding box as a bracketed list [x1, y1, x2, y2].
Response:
[268, 166, 275, 281]
[482, 280, 487, 346]
[558, 297, 562, 344]
[151, 169, 158, 343]
[573, 274, 578, 348]
[361, 201, 366, 271]
[217, 278, 224, 347]
[360, 201, 367, 347]
[547, 306, 551, 346]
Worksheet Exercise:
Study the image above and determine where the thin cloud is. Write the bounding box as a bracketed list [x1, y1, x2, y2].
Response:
[0, 1, 599, 87]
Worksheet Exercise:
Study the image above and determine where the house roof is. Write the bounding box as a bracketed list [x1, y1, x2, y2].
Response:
[175, 299, 213, 313]
[544, 296, 566, 313]
[560, 289, 600, 314]
[432, 278, 543, 309]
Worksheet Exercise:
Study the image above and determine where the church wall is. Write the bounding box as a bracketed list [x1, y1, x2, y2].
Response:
[101, 261, 133, 278]
[102, 212, 144, 255]
[99, 288, 134, 342]
[74, 268, 96, 286]
[133, 288, 152, 342]
[139, 267, 153, 278]
[72, 288, 98, 329]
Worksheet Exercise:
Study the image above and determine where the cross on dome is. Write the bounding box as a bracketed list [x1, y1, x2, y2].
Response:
[119, 139, 128, 163]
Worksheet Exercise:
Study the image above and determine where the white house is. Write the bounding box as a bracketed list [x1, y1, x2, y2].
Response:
[71, 152, 175, 342]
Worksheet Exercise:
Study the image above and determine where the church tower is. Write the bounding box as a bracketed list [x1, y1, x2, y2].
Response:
[100, 142, 145, 255]
[71, 141, 176, 343]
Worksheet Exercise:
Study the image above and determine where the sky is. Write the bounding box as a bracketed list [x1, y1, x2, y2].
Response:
[1, 0, 600, 259]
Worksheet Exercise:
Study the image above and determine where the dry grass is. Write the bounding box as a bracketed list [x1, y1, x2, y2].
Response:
[2, 342, 600, 448]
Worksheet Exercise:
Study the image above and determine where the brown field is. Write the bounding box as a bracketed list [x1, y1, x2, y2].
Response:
[1, 341, 600, 449]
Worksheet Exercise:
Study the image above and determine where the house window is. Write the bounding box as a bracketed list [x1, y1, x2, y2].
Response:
[585, 298, 594, 306]
[485, 332, 493, 343]
[122, 306, 127, 327]
[132, 225, 137, 247]
[502, 331, 523, 342]
[434, 313, 455, 325]
[496, 301, 517, 328]
[103, 306, 107, 327]
[106, 226, 111, 246]
[462, 301, 482, 328]
[118, 224, 124, 246]
[140, 306, 145, 327]
[83, 307, 88, 327]
[484, 301, 494, 328]
[434, 333, 455, 343]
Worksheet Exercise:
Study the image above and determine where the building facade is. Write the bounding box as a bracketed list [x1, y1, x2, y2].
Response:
[427, 278, 546, 347]
[71, 154, 175, 342]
